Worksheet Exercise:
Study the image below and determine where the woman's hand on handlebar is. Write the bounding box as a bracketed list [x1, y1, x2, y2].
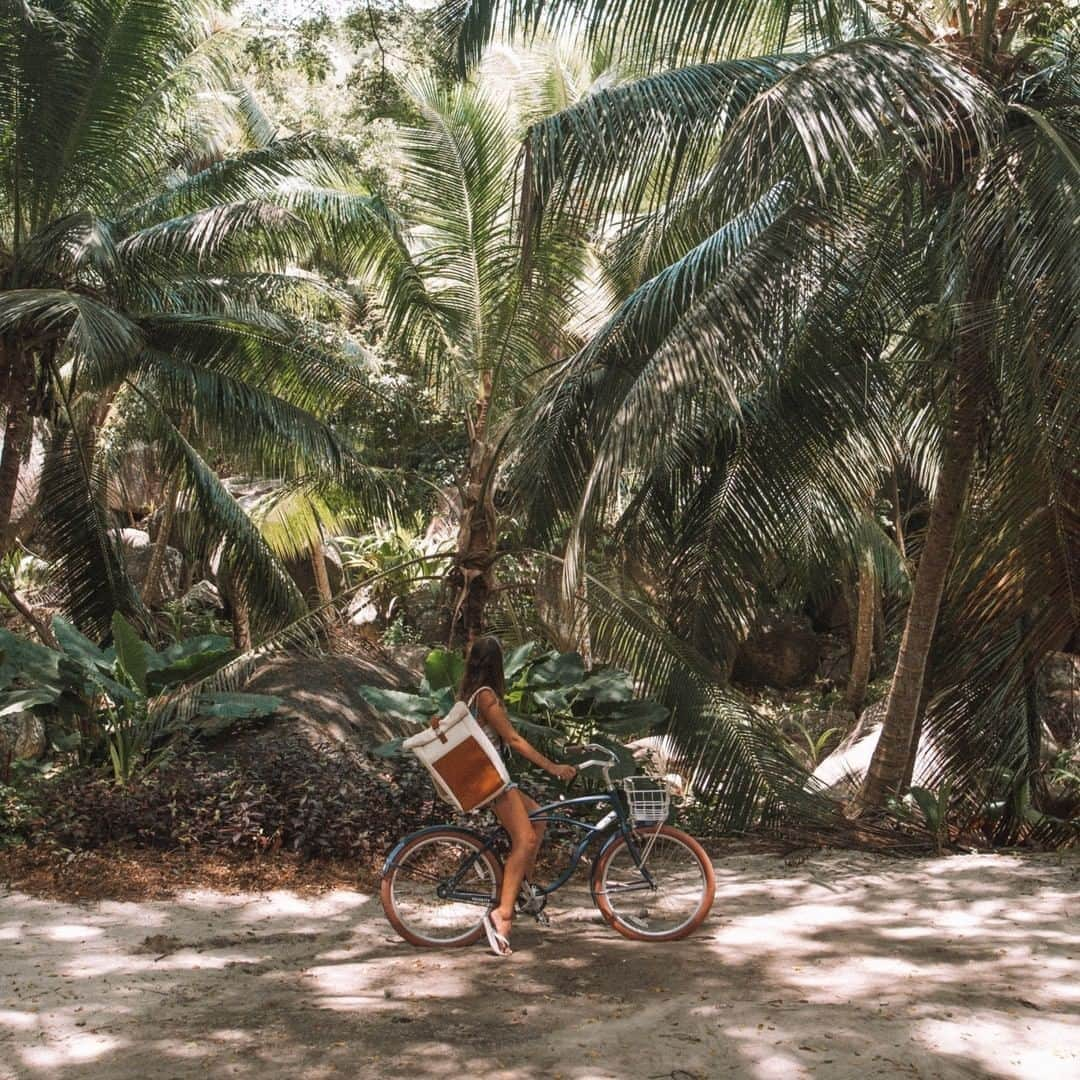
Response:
[550, 764, 577, 783]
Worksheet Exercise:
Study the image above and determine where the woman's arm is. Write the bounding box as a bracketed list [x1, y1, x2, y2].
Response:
[476, 690, 576, 782]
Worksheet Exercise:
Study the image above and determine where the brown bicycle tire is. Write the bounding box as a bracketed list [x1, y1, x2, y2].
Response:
[381, 828, 504, 948]
[591, 824, 715, 942]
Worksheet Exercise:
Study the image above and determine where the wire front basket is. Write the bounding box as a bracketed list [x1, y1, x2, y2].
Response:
[622, 776, 672, 825]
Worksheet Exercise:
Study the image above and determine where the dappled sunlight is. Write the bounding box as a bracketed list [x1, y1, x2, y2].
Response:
[2, 851, 1077, 1078]
[20, 1030, 127, 1069]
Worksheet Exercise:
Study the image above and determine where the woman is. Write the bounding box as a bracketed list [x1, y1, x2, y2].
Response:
[433, 636, 576, 956]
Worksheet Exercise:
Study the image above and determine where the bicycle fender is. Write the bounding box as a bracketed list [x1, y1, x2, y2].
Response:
[380, 824, 492, 877]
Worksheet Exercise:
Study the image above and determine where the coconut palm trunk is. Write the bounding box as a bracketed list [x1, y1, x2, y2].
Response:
[845, 556, 876, 714]
[142, 476, 181, 606]
[311, 535, 333, 606]
[860, 353, 985, 808]
[453, 379, 498, 642]
[0, 352, 31, 556]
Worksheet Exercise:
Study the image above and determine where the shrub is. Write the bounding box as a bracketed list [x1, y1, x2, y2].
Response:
[20, 740, 446, 862]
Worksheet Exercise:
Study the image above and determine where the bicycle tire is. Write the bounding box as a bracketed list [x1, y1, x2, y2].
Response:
[591, 824, 715, 942]
[381, 828, 503, 948]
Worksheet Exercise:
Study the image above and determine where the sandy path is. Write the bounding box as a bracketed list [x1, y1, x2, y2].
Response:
[2, 850, 1078, 1079]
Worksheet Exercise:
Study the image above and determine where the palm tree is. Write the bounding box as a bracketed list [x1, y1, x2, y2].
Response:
[443, 0, 1079, 807]
[352, 56, 605, 640]
[0, 0, 389, 638]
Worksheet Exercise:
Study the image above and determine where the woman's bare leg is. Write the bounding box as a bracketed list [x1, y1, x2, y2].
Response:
[491, 788, 540, 941]
[519, 792, 546, 881]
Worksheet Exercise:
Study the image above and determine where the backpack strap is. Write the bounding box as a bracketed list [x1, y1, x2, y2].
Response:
[466, 686, 495, 712]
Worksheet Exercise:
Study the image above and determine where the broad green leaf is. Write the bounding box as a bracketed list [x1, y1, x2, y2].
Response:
[507, 714, 564, 742]
[372, 736, 406, 758]
[531, 687, 570, 712]
[50, 730, 82, 752]
[431, 686, 456, 714]
[150, 634, 233, 671]
[147, 636, 235, 692]
[0, 687, 60, 715]
[527, 651, 586, 687]
[424, 648, 465, 692]
[52, 617, 111, 671]
[909, 786, 938, 825]
[576, 667, 634, 703]
[197, 692, 283, 719]
[111, 613, 150, 695]
[503, 642, 536, 679]
[357, 686, 434, 723]
[600, 699, 670, 729]
[0, 630, 63, 689]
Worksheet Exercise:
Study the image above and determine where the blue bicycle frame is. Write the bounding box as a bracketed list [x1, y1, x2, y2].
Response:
[383, 787, 658, 906]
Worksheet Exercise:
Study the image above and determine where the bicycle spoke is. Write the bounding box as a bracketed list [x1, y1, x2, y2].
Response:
[384, 833, 500, 946]
[599, 830, 710, 937]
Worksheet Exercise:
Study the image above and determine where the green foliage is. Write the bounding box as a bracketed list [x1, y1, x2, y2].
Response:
[0, 616, 282, 783]
[336, 512, 453, 617]
[790, 721, 841, 771]
[888, 782, 955, 853]
[363, 643, 669, 778]
[0, 781, 36, 848]
[18, 741, 441, 861]
[443, 0, 1080, 833]
[0, 0, 392, 638]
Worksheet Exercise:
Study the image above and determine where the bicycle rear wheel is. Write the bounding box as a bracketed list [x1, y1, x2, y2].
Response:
[381, 828, 503, 948]
[592, 825, 715, 942]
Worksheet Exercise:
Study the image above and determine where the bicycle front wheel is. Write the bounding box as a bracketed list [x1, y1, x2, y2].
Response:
[381, 828, 503, 948]
[592, 825, 715, 942]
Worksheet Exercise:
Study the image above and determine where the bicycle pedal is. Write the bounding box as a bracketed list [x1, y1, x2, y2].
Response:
[534, 911, 551, 927]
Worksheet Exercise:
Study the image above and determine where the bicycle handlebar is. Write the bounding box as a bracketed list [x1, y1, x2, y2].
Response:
[567, 744, 619, 787]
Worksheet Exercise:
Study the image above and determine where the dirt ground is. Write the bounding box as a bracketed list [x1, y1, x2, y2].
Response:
[2, 849, 1078, 1080]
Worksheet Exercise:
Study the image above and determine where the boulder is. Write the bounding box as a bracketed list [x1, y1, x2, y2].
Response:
[118, 528, 183, 600]
[347, 588, 380, 628]
[733, 611, 821, 689]
[178, 579, 221, 613]
[0, 712, 47, 762]
[808, 701, 939, 796]
[105, 443, 163, 514]
[216, 651, 425, 755]
[15, 554, 51, 599]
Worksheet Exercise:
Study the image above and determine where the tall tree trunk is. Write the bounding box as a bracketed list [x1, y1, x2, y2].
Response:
[890, 467, 906, 560]
[311, 535, 333, 606]
[232, 587, 252, 652]
[860, 355, 984, 809]
[143, 473, 181, 606]
[846, 556, 876, 714]
[451, 373, 497, 644]
[143, 415, 190, 607]
[0, 355, 32, 557]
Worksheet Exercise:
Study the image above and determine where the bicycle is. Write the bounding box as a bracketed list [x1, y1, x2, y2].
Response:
[380, 743, 716, 946]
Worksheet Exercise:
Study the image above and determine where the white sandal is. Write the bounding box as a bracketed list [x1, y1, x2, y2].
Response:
[482, 912, 513, 957]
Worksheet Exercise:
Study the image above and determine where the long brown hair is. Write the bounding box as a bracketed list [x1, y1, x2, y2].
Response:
[459, 635, 506, 702]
